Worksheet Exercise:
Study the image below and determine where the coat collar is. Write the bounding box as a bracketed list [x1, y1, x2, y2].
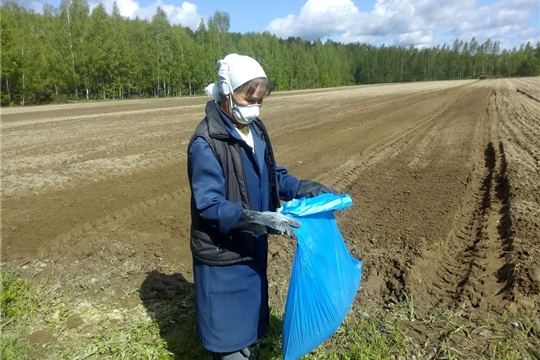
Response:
[204, 100, 232, 139]
[204, 100, 264, 142]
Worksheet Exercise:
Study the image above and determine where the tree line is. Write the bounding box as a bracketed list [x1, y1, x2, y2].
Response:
[1, 0, 539, 106]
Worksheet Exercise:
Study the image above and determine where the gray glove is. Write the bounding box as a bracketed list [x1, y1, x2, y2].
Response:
[232, 210, 301, 239]
[296, 180, 340, 198]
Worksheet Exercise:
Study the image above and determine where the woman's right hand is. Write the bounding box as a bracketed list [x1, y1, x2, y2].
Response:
[232, 210, 301, 239]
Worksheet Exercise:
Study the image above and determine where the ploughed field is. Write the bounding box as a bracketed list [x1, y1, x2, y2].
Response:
[2, 78, 539, 345]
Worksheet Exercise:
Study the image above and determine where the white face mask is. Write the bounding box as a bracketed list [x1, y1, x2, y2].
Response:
[232, 103, 260, 125]
[229, 91, 261, 125]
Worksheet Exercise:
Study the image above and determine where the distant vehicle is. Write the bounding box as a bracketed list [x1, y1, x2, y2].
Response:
[479, 72, 488, 79]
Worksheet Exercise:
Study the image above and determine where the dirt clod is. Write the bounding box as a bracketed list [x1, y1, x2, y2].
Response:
[66, 316, 84, 329]
[29, 330, 56, 344]
[528, 267, 540, 282]
[119, 297, 140, 309]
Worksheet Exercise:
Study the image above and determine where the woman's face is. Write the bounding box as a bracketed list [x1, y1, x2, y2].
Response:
[220, 83, 267, 120]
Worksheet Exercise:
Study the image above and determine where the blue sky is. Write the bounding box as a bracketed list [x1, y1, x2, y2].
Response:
[9, 0, 540, 49]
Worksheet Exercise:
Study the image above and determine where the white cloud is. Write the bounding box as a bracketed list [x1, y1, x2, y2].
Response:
[521, 27, 539, 39]
[4, 0, 203, 30]
[127, 0, 201, 29]
[1, 0, 45, 12]
[484, 9, 529, 28]
[94, 0, 202, 29]
[159, 1, 200, 28]
[90, 0, 140, 18]
[266, 0, 359, 40]
[4, 0, 538, 48]
[413, 0, 477, 26]
[396, 31, 433, 47]
[266, 0, 539, 48]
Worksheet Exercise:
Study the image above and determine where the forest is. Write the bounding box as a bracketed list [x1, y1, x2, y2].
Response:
[1, 0, 539, 106]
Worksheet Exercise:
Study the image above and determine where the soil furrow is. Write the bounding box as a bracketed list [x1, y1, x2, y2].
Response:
[517, 88, 540, 103]
[320, 84, 477, 191]
[2, 79, 539, 327]
[337, 84, 495, 311]
[495, 79, 540, 302]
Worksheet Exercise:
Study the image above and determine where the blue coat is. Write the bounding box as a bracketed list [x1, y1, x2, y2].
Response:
[188, 103, 300, 352]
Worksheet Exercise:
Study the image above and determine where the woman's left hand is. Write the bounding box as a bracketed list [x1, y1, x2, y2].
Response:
[296, 180, 340, 198]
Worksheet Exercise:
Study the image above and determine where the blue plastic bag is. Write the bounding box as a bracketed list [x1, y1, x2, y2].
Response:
[278, 193, 362, 360]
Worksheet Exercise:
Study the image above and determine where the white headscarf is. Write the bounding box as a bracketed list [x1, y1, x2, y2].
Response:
[204, 54, 267, 101]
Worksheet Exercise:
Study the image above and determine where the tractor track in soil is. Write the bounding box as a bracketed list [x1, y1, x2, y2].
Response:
[2, 78, 539, 331]
[495, 79, 540, 301]
[336, 83, 496, 306]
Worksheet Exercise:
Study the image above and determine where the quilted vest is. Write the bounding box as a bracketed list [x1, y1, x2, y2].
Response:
[187, 101, 280, 265]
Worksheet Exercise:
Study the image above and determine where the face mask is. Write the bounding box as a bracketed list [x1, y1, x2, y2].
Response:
[232, 103, 260, 125]
[229, 92, 260, 125]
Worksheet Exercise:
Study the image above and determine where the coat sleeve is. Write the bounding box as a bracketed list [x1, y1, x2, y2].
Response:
[189, 137, 244, 234]
[276, 165, 301, 201]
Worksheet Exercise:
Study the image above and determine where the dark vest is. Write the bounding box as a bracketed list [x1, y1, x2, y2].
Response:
[187, 101, 280, 265]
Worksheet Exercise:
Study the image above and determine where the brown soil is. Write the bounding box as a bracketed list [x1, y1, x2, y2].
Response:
[2, 78, 539, 344]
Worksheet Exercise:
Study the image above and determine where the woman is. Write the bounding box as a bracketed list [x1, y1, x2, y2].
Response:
[187, 53, 337, 359]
